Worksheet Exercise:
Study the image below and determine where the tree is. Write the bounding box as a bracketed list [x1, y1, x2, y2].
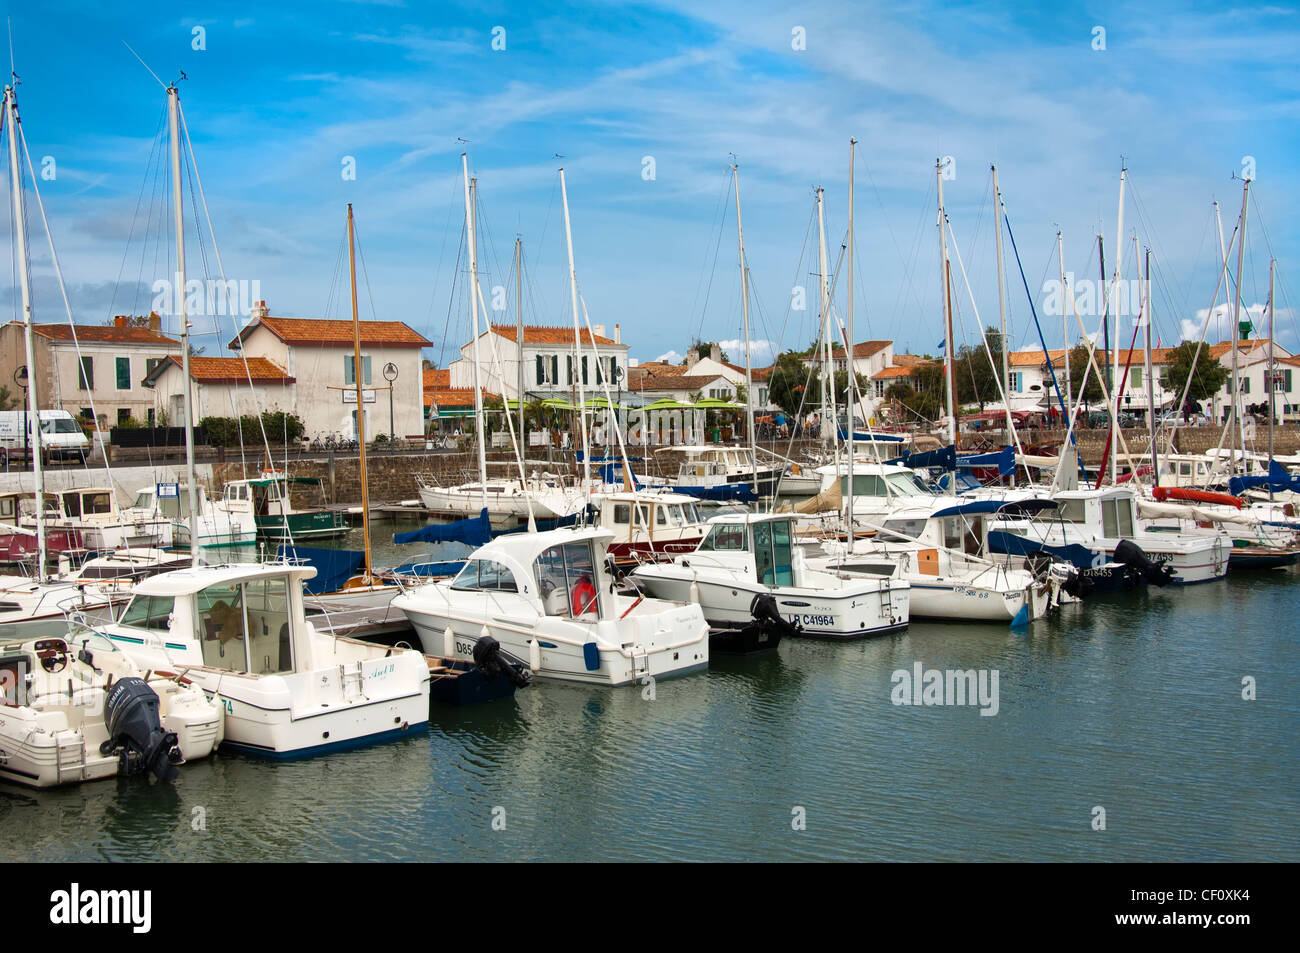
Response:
[1159, 341, 1230, 406]
[884, 362, 944, 424]
[0, 384, 19, 411]
[832, 370, 868, 406]
[691, 340, 730, 364]
[1066, 344, 1106, 407]
[766, 352, 815, 415]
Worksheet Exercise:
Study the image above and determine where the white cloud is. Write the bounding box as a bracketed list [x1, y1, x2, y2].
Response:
[1180, 302, 1272, 343]
[655, 349, 685, 364]
[717, 338, 778, 367]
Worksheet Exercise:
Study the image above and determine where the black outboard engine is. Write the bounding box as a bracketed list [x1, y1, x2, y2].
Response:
[1112, 539, 1176, 587]
[1060, 567, 1092, 599]
[472, 636, 532, 688]
[715, 592, 799, 653]
[101, 677, 182, 782]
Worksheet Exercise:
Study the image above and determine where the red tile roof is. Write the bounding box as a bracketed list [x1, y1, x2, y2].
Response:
[423, 367, 450, 389]
[424, 387, 497, 409]
[488, 324, 621, 347]
[30, 323, 179, 346]
[873, 364, 926, 380]
[829, 340, 892, 359]
[146, 355, 295, 385]
[232, 315, 432, 349]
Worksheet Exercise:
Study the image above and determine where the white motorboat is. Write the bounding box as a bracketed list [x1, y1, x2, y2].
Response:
[124, 482, 256, 549]
[27, 486, 172, 551]
[810, 498, 1055, 625]
[415, 468, 586, 527]
[215, 473, 348, 541]
[98, 562, 430, 757]
[631, 512, 910, 640]
[0, 628, 221, 788]
[594, 491, 708, 562]
[988, 487, 1230, 585]
[0, 574, 126, 638]
[649, 446, 783, 501]
[392, 525, 710, 686]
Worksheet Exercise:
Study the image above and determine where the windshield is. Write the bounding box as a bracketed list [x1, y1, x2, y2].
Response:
[40, 418, 81, 434]
[886, 472, 934, 496]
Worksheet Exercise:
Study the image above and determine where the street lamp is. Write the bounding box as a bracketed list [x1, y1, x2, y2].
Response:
[13, 364, 28, 471]
[382, 362, 399, 445]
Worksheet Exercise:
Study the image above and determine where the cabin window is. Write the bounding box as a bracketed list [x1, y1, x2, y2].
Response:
[62, 492, 81, 518]
[132, 492, 153, 509]
[533, 541, 598, 618]
[119, 595, 175, 631]
[451, 559, 518, 592]
[196, 583, 249, 672]
[886, 472, 933, 496]
[1101, 498, 1134, 538]
[882, 519, 927, 540]
[1179, 462, 1192, 477]
[656, 506, 668, 526]
[82, 492, 113, 516]
[698, 523, 746, 552]
[244, 576, 293, 674]
[612, 504, 630, 525]
[842, 473, 889, 497]
[1058, 499, 1086, 523]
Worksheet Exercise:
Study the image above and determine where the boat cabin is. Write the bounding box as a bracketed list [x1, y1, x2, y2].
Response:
[599, 492, 706, 556]
[44, 487, 119, 522]
[1051, 489, 1138, 539]
[689, 514, 799, 587]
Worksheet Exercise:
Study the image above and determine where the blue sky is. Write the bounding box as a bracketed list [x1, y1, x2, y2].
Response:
[3, 0, 1298, 366]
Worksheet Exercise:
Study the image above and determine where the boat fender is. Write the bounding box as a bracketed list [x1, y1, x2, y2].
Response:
[443, 627, 456, 658]
[1112, 539, 1175, 587]
[688, 578, 700, 606]
[528, 638, 541, 673]
[582, 641, 601, 672]
[101, 677, 182, 783]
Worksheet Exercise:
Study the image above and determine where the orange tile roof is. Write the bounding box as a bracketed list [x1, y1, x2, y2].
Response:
[30, 322, 179, 346]
[423, 367, 450, 389]
[488, 324, 621, 347]
[829, 340, 892, 359]
[146, 355, 295, 385]
[892, 353, 928, 366]
[424, 387, 497, 408]
[1208, 338, 1271, 358]
[873, 364, 925, 380]
[232, 315, 432, 349]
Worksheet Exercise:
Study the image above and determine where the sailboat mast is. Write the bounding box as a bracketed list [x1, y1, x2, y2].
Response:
[168, 85, 199, 562]
[846, 139, 856, 530]
[516, 237, 525, 450]
[347, 204, 372, 579]
[1267, 257, 1276, 481]
[731, 162, 757, 497]
[461, 155, 488, 510]
[558, 168, 590, 489]
[1108, 166, 1126, 486]
[1058, 230, 1072, 425]
[816, 188, 831, 452]
[4, 86, 47, 581]
[1229, 178, 1251, 474]
[1143, 247, 1157, 483]
[991, 165, 1013, 484]
[936, 159, 956, 487]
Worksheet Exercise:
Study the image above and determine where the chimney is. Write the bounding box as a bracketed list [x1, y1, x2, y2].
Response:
[148, 311, 161, 331]
[114, 315, 127, 328]
[250, 299, 269, 321]
[614, 323, 621, 344]
[710, 343, 721, 363]
[592, 324, 606, 340]
[687, 349, 700, 368]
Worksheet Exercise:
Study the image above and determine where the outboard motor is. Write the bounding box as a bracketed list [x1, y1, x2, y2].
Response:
[472, 636, 532, 688]
[1112, 539, 1176, 587]
[101, 677, 182, 782]
[1060, 566, 1091, 599]
[719, 592, 799, 653]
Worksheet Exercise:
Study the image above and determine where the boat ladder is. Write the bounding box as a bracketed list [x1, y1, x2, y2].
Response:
[879, 582, 894, 621]
[340, 661, 366, 700]
[55, 732, 85, 784]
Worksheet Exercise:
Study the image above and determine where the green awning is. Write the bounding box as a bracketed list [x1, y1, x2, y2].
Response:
[692, 398, 743, 409]
[638, 398, 695, 411]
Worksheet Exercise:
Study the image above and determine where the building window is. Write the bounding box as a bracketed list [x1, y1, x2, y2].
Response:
[115, 356, 131, 390]
[79, 407, 93, 421]
[1009, 371, 1023, 393]
[536, 354, 545, 385]
[1242, 377, 1250, 394]
[1131, 367, 1142, 389]
[582, 355, 589, 386]
[78, 356, 94, 390]
[147, 408, 155, 427]
[344, 355, 372, 386]
[566, 355, 573, 386]
[551, 355, 559, 387]
[117, 408, 131, 425]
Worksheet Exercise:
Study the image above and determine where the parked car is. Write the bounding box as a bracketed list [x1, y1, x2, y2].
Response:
[0, 409, 90, 462]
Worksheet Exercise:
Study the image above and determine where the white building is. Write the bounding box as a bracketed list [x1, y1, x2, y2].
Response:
[143, 355, 297, 425]
[448, 323, 630, 402]
[0, 316, 179, 428]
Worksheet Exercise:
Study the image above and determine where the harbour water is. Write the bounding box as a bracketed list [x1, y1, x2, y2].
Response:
[3, 519, 1296, 862]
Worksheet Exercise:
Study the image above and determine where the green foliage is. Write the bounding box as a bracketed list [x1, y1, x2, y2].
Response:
[200, 411, 305, 446]
[953, 328, 1003, 409]
[1159, 341, 1230, 404]
[832, 370, 869, 405]
[766, 352, 815, 415]
[0, 384, 19, 412]
[885, 362, 944, 423]
[1066, 345, 1106, 406]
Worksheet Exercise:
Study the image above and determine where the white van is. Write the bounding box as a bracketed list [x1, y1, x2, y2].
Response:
[0, 410, 91, 462]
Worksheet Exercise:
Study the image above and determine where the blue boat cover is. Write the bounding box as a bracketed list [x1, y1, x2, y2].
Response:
[986, 530, 1099, 570]
[888, 445, 958, 471]
[277, 545, 365, 595]
[958, 446, 1015, 477]
[1229, 459, 1300, 496]
[393, 509, 492, 547]
[888, 445, 1013, 478]
[670, 482, 758, 503]
[388, 559, 466, 578]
